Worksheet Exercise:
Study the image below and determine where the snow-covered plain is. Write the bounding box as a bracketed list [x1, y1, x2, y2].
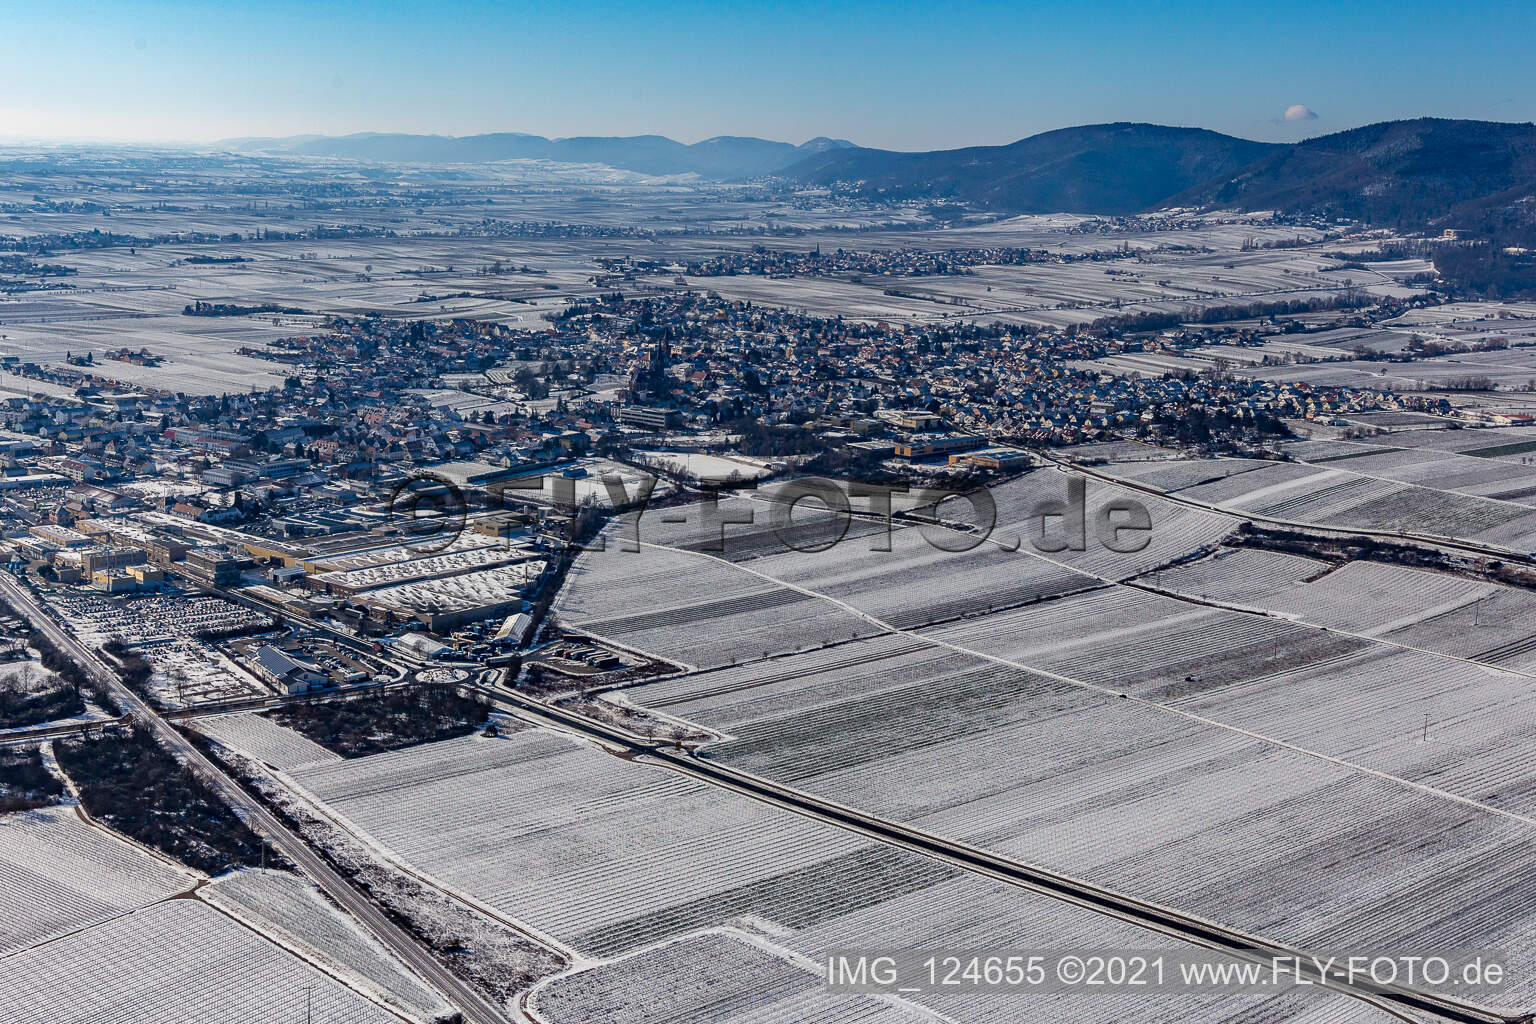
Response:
[0, 805, 194, 956]
[203, 869, 451, 1021]
[0, 899, 402, 1024]
[285, 726, 1401, 1024]
[194, 711, 343, 771]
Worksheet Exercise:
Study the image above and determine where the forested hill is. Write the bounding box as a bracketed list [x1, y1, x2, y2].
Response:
[781, 123, 1281, 215]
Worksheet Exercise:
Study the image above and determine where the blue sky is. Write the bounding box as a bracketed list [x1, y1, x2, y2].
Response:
[1, 0, 1532, 149]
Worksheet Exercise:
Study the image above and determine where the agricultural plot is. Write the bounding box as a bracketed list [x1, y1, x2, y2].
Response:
[1290, 446, 1536, 504]
[1351, 424, 1536, 456]
[984, 471, 1238, 580]
[1131, 546, 1327, 606]
[620, 616, 1536, 1004]
[557, 540, 879, 668]
[529, 929, 942, 1024]
[626, 635, 978, 734]
[0, 899, 401, 1024]
[1251, 560, 1497, 635]
[0, 311, 295, 395]
[1382, 585, 1536, 671]
[193, 711, 343, 771]
[0, 804, 193, 957]
[1171, 460, 1536, 549]
[1279, 325, 1416, 354]
[1053, 440, 1177, 462]
[1161, 460, 1330, 504]
[1250, 346, 1536, 392]
[284, 723, 1391, 1024]
[1084, 456, 1273, 493]
[920, 586, 1334, 696]
[561, 470, 1233, 666]
[1166, 644, 1536, 813]
[685, 232, 1405, 329]
[203, 869, 451, 1022]
[741, 523, 1102, 629]
[784, 873, 1400, 1024]
[288, 730, 881, 957]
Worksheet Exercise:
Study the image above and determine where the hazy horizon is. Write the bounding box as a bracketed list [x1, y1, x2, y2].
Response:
[3, 0, 1533, 151]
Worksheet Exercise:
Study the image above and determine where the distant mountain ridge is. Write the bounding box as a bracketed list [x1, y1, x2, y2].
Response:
[782, 118, 1536, 227]
[219, 131, 855, 179]
[1164, 118, 1536, 228]
[223, 119, 1536, 229]
[781, 123, 1282, 215]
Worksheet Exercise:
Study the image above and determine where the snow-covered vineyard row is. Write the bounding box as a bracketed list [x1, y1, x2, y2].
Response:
[1152, 459, 1536, 550]
[194, 711, 343, 771]
[557, 541, 879, 668]
[280, 725, 1399, 1024]
[1120, 548, 1521, 665]
[0, 806, 194, 957]
[1076, 455, 1273, 494]
[1291, 445, 1536, 502]
[1254, 560, 1496, 633]
[0, 899, 401, 1024]
[203, 869, 451, 1022]
[926, 596, 1308, 693]
[560, 474, 1239, 668]
[288, 731, 876, 957]
[905, 554, 1536, 816]
[620, 636, 1536, 1005]
[530, 930, 942, 1024]
[1133, 546, 1322, 601]
[781, 874, 1401, 1024]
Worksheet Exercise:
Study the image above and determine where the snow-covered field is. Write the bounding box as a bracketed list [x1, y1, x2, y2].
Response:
[0, 805, 194, 957]
[619, 608, 1536, 1004]
[194, 711, 343, 771]
[284, 725, 1401, 1024]
[203, 869, 450, 1021]
[0, 899, 402, 1024]
[529, 929, 941, 1024]
[288, 730, 874, 957]
[558, 471, 1236, 669]
[1158, 459, 1536, 550]
[557, 540, 879, 668]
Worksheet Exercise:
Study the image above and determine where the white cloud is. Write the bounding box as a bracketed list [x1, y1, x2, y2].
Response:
[1284, 104, 1318, 122]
